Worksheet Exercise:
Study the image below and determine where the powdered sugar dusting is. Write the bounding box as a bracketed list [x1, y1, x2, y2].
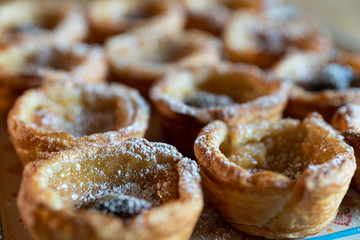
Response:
[28, 83, 149, 139]
[33, 104, 116, 137]
[196, 113, 353, 182]
[191, 196, 246, 240]
[333, 103, 360, 131]
[47, 138, 201, 218]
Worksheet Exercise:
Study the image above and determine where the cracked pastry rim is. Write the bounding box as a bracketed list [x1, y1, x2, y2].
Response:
[149, 63, 289, 156]
[17, 138, 203, 240]
[87, 0, 184, 43]
[332, 103, 360, 192]
[7, 82, 150, 165]
[194, 113, 356, 239]
[0, 0, 87, 44]
[106, 29, 221, 98]
[284, 51, 360, 122]
[0, 42, 107, 113]
[222, 6, 332, 69]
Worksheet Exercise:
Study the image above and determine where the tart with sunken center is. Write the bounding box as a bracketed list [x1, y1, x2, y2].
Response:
[194, 112, 356, 239]
[87, 0, 184, 43]
[0, 0, 87, 44]
[332, 103, 360, 192]
[18, 138, 203, 240]
[284, 51, 360, 122]
[181, 0, 278, 36]
[223, 5, 332, 69]
[106, 29, 221, 98]
[149, 63, 288, 157]
[7, 82, 149, 165]
[0, 41, 107, 113]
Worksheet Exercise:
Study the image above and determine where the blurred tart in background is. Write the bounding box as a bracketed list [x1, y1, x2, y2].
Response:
[7, 82, 149, 164]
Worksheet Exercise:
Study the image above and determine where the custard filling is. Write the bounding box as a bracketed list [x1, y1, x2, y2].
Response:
[31, 91, 117, 137]
[47, 150, 179, 218]
[221, 121, 334, 180]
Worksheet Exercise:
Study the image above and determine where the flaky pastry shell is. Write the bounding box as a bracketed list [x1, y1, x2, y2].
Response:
[18, 138, 203, 240]
[106, 29, 221, 98]
[87, 0, 184, 43]
[150, 63, 289, 156]
[332, 103, 360, 192]
[0, 42, 107, 113]
[7, 82, 149, 165]
[284, 51, 360, 122]
[0, 0, 87, 45]
[223, 6, 332, 69]
[194, 113, 356, 239]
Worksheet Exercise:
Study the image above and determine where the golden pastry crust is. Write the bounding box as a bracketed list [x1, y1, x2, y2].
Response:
[150, 63, 289, 156]
[223, 6, 332, 69]
[0, 42, 107, 113]
[106, 29, 221, 98]
[331, 103, 360, 191]
[18, 138, 203, 240]
[284, 51, 360, 122]
[0, 0, 87, 45]
[194, 113, 356, 239]
[7, 82, 149, 165]
[87, 0, 185, 43]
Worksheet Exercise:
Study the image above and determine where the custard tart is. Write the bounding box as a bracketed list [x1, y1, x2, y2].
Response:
[332, 103, 360, 192]
[0, 41, 107, 113]
[284, 51, 360, 122]
[0, 0, 87, 44]
[106, 29, 221, 98]
[149, 63, 289, 156]
[87, 0, 184, 43]
[223, 5, 332, 69]
[7, 82, 149, 165]
[18, 138, 203, 240]
[194, 112, 356, 239]
[181, 0, 278, 36]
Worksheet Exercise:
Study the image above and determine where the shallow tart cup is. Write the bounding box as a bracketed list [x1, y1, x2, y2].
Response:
[106, 29, 221, 98]
[0, 41, 107, 113]
[223, 5, 332, 69]
[332, 103, 360, 192]
[194, 112, 356, 239]
[0, 0, 87, 44]
[284, 51, 360, 122]
[149, 63, 288, 157]
[7, 82, 149, 165]
[87, 0, 184, 43]
[18, 138, 203, 240]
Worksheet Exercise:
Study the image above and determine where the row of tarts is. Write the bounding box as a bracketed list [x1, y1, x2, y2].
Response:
[1, 0, 360, 239]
